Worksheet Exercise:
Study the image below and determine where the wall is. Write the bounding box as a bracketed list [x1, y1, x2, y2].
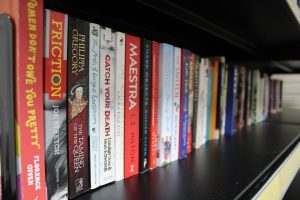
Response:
[272, 74, 300, 109]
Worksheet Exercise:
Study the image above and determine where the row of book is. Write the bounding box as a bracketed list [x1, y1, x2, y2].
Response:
[0, 3, 283, 200]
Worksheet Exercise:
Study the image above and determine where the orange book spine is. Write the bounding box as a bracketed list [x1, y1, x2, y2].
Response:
[149, 41, 159, 169]
[0, 0, 47, 199]
[210, 60, 219, 139]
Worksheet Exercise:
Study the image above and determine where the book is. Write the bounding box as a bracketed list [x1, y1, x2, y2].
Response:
[67, 17, 90, 198]
[220, 64, 228, 135]
[0, 1, 47, 199]
[251, 70, 260, 124]
[192, 55, 200, 149]
[115, 31, 125, 180]
[157, 43, 174, 166]
[99, 27, 116, 185]
[124, 34, 140, 178]
[179, 49, 190, 159]
[216, 58, 225, 136]
[206, 61, 212, 139]
[88, 23, 100, 189]
[225, 65, 238, 135]
[244, 69, 252, 126]
[194, 58, 208, 148]
[171, 47, 181, 162]
[139, 39, 152, 172]
[210, 59, 219, 139]
[235, 67, 246, 130]
[187, 53, 195, 153]
[0, 13, 17, 200]
[44, 9, 68, 198]
[149, 41, 159, 169]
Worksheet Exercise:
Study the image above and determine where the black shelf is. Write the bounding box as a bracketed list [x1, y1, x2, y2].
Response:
[265, 109, 300, 125]
[45, 0, 300, 73]
[283, 169, 300, 200]
[73, 121, 300, 200]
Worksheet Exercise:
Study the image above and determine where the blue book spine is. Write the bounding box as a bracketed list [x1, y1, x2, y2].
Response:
[179, 49, 190, 159]
[225, 65, 237, 135]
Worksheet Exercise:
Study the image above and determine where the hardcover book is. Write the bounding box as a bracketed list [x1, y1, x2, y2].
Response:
[244, 69, 252, 126]
[44, 9, 68, 198]
[99, 27, 116, 185]
[67, 17, 90, 198]
[115, 31, 125, 180]
[149, 41, 159, 169]
[88, 23, 100, 189]
[124, 34, 140, 178]
[235, 67, 246, 130]
[139, 39, 152, 172]
[157, 43, 174, 166]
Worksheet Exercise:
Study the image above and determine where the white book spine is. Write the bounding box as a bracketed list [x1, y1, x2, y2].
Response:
[99, 27, 115, 185]
[157, 44, 174, 166]
[195, 59, 207, 148]
[221, 65, 228, 135]
[114, 32, 125, 181]
[202, 59, 209, 143]
[89, 23, 101, 189]
[171, 47, 181, 162]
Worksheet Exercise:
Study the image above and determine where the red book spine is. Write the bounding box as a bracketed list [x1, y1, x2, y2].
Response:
[149, 41, 159, 169]
[187, 53, 195, 153]
[124, 34, 140, 178]
[15, 1, 47, 199]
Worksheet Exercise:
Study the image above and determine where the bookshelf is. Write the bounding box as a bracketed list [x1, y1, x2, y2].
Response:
[43, 1, 300, 199]
[72, 117, 300, 200]
[1, 0, 299, 199]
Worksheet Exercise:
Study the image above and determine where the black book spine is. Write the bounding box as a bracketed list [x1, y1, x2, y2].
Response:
[216, 61, 225, 133]
[192, 55, 200, 149]
[67, 17, 90, 198]
[0, 14, 17, 200]
[139, 39, 152, 173]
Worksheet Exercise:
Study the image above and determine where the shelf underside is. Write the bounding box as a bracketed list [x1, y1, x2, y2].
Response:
[75, 115, 300, 199]
[46, 0, 300, 73]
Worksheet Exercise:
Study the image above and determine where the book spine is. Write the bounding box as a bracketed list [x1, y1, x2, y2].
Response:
[220, 64, 228, 135]
[202, 59, 209, 142]
[115, 32, 125, 181]
[251, 70, 258, 124]
[210, 60, 219, 139]
[235, 67, 246, 130]
[124, 34, 140, 178]
[67, 17, 90, 198]
[216, 60, 225, 136]
[0, 13, 17, 200]
[171, 47, 181, 162]
[44, 10, 68, 198]
[99, 27, 115, 185]
[206, 62, 212, 140]
[13, 1, 47, 199]
[187, 53, 195, 153]
[195, 59, 206, 148]
[179, 49, 190, 159]
[244, 69, 252, 126]
[192, 55, 200, 149]
[157, 44, 174, 166]
[225, 65, 237, 135]
[149, 41, 159, 169]
[88, 23, 100, 189]
[139, 39, 152, 173]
